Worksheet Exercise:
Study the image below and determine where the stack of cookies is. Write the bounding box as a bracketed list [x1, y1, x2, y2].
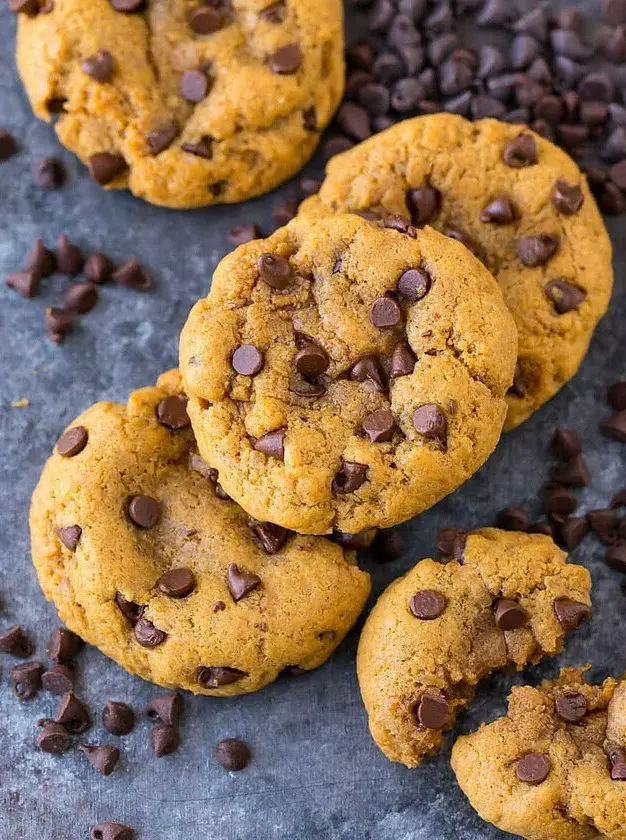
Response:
[18, 2, 621, 836]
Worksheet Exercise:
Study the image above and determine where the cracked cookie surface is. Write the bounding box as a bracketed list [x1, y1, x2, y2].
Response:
[15, 0, 344, 208]
[29, 370, 370, 696]
[179, 213, 517, 535]
[452, 668, 626, 840]
[299, 114, 614, 429]
[356, 529, 592, 767]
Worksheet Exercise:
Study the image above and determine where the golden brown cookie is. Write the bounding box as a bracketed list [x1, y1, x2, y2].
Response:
[452, 669, 626, 840]
[180, 212, 517, 536]
[15, 0, 344, 208]
[29, 370, 370, 696]
[299, 114, 614, 429]
[356, 528, 592, 767]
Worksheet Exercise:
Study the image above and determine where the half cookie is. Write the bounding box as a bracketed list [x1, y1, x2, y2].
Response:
[29, 370, 370, 696]
[356, 528, 592, 767]
[299, 114, 613, 429]
[14, 0, 344, 208]
[452, 668, 626, 840]
[180, 212, 517, 535]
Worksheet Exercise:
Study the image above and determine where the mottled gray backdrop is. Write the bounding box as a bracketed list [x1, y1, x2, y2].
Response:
[0, 1, 624, 838]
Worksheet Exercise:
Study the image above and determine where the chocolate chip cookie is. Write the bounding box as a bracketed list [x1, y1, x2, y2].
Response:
[356, 528, 592, 767]
[452, 668, 626, 840]
[180, 212, 517, 536]
[299, 114, 614, 429]
[29, 370, 370, 696]
[15, 0, 344, 208]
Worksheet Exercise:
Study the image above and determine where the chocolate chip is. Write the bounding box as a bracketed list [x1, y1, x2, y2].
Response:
[601, 411, 626, 442]
[610, 161, 626, 192]
[503, 133, 538, 168]
[397, 267, 431, 302]
[156, 395, 190, 430]
[56, 234, 84, 275]
[546, 180, 578, 219]
[428, 34, 459, 66]
[480, 196, 517, 224]
[81, 50, 114, 82]
[602, 127, 626, 162]
[213, 600, 226, 612]
[91, 823, 134, 840]
[608, 382, 626, 412]
[295, 343, 329, 378]
[333, 461, 368, 494]
[109, 0, 144, 10]
[549, 454, 590, 487]
[545, 280, 586, 314]
[363, 410, 396, 443]
[269, 44, 302, 74]
[115, 593, 143, 625]
[227, 564, 262, 602]
[544, 487, 578, 518]
[554, 598, 591, 631]
[252, 522, 289, 554]
[146, 693, 183, 726]
[370, 529, 404, 564]
[151, 724, 180, 757]
[425, 2, 453, 31]
[439, 58, 474, 97]
[181, 136, 213, 158]
[147, 122, 179, 155]
[443, 226, 482, 260]
[11, 661, 43, 700]
[257, 253, 293, 289]
[350, 356, 387, 392]
[188, 5, 223, 33]
[391, 77, 425, 113]
[88, 152, 127, 185]
[437, 527, 468, 561]
[157, 568, 196, 599]
[254, 429, 286, 459]
[6, 269, 41, 298]
[511, 34, 542, 70]
[273, 196, 299, 227]
[493, 598, 528, 630]
[55, 692, 90, 733]
[413, 404, 447, 448]
[606, 543, 626, 572]
[551, 428, 581, 460]
[416, 694, 450, 730]
[535, 95, 564, 124]
[228, 224, 262, 245]
[604, 26, 626, 63]
[496, 506, 530, 532]
[215, 738, 251, 771]
[368, 1, 394, 32]
[197, 666, 247, 688]
[598, 182, 626, 215]
[78, 744, 120, 776]
[102, 701, 135, 736]
[477, 45, 508, 79]
[516, 753, 550, 784]
[64, 281, 98, 314]
[127, 495, 159, 528]
[42, 664, 74, 694]
[587, 509, 618, 544]
[84, 252, 113, 284]
[561, 516, 590, 550]
[406, 187, 440, 226]
[390, 343, 416, 379]
[604, 0, 626, 24]
[26, 239, 55, 276]
[180, 69, 210, 103]
[111, 259, 153, 291]
[48, 627, 83, 663]
[336, 102, 371, 141]
[32, 157, 65, 189]
[0, 129, 17, 159]
[232, 344, 264, 376]
[322, 136, 354, 160]
[46, 307, 75, 343]
[607, 745, 626, 780]
[38, 721, 72, 754]
[410, 590, 446, 620]
[514, 7, 549, 41]
[509, 365, 527, 398]
[518, 234, 559, 267]
[357, 82, 391, 116]
[384, 214, 416, 237]
[134, 618, 167, 647]
[332, 529, 378, 550]
[370, 296, 402, 328]
[555, 691, 588, 723]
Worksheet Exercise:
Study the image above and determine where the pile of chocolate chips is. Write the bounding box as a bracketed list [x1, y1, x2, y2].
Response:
[5, 236, 153, 342]
[325, 0, 626, 214]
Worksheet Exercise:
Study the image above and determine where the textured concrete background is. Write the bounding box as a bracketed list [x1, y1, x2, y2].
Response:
[0, 2, 624, 838]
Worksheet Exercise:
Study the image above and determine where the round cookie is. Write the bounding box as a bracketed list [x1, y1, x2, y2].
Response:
[356, 528, 592, 767]
[180, 212, 517, 536]
[15, 0, 344, 209]
[452, 669, 626, 840]
[299, 114, 614, 429]
[29, 370, 371, 696]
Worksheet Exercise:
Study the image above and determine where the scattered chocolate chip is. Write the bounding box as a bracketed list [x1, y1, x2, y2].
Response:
[232, 344, 264, 376]
[437, 527, 468, 561]
[549, 454, 590, 487]
[180, 69, 210, 103]
[551, 428, 581, 460]
[188, 5, 223, 34]
[545, 280, 586, 314]
[518, 234, 559, 267]
[397, 267, 432, 302]
[608, 382, 626, 412]
[215, 738, 251, 771]
[151, 724, 180, 757]
[554, 597, 591, 631]
[322, 136, 354, 160]
[102, 701, 135, 736]
[496, 506, 530, 532]
[612, 490, 626, 508]
[228, 224, 262, 245]
[336, 102, 371, 141]
[46, 307, 75, 343]
[370, 295, 402, 328]
[332, 529, 378, 550]
[555, 690, 588, 723]
[197, 666, 247, 688]
[333, 461, 368, 494]
[587, 509, 618, 544]
[604, 26, 626, 63]
[269, 43, 302, 74]
[413, 404, 447, 448]
[57, 426, 88, 458]
[254, 429, 286, 459]
[147, 693, 183, 727]
[227, 563, 262, 602]
[550, 180, 584, 215]
[603, 0, 626, 25]
[257, 253, 293, 289]
[0, 129, 17, 160]
[350, 355, 387, 392]
[38, 721, 72, 754]
[32, 157, 65, 189]
[371, 528, 405, 564]
[384, 214, 417, 237]
[390, 343, 416, 379]
[406, 187, 440, 226]
[252, 522, 290, 554]
[111, 259, 153, 291]
[84, 252, 113, 284]
[88, 152, 127, 185]
[156, 395, 190, 430]
[134, 618, 167, 648]
[295, 343, 329, 378]
[157, 568, 196, 599]
[480, 195, 517, 224]
[0, 625, 33, 659]
[181, 136, 213, 158]
[147, 122, 179, 155]
[503, 133, 538, 168]
[363, 409, 396, 443]
[409, 590, 446, 620]
[78, 744, 120, 776]
[561, 516, 590, 549]
[127, 495, 159, 528]
[494, 598, 528, 630]
[55, 692, 90, 733]
[109, 0, 144, 10]
[606, 543, 626, 572]
[91, 823, 135, 840]
[48, 627, 83, 663]
[6, 268, 41, 298]
[516, 752, 550, 784]
[56, 235, 84, 275]
[81, 50, 114, 83]
[64, 281, 99, 314]
[42, 664, 74, 694]
[416, 693, 450, 730]
[115, 593, 143, 625]
[26, 239, 56, 276]
[11, 661, 43, 700]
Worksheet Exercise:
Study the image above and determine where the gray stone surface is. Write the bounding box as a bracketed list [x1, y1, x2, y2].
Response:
[0, 2, 624, 838]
